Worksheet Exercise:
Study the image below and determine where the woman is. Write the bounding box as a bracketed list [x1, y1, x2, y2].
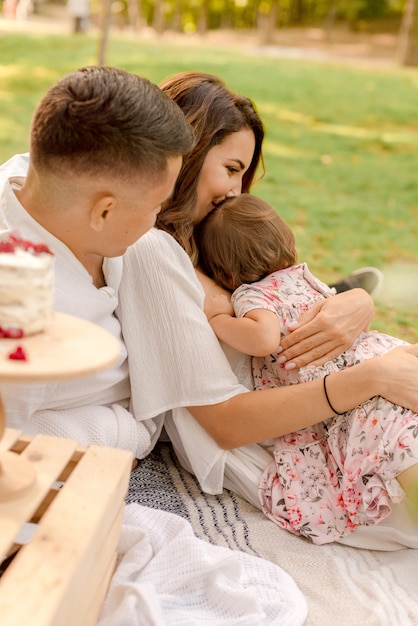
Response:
[118, 72, 418, 549]
[157, 72, 379, 368]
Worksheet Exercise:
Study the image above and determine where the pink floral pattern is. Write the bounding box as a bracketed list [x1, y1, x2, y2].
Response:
[232, 263, 418, 544]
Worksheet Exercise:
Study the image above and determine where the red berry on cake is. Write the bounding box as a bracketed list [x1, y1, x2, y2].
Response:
[8, 345, 28, 361]
[0, 327, 24, 339]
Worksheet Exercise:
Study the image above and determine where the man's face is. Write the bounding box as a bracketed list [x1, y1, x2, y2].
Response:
[104, 156, 182, 256]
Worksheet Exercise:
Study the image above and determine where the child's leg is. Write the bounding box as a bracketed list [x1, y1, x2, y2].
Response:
[397, 464, 418, 521]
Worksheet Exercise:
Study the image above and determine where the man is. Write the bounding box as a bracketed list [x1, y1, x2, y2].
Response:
[0, 66, 194, 459]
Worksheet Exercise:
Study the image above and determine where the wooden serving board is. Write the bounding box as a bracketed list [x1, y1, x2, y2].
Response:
[0, 312, 121, 382]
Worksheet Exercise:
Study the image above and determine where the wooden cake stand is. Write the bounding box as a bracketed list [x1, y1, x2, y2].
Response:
[0, 311, 121, 500]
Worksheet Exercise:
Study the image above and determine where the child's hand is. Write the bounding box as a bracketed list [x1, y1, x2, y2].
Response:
[204, 293, 234, 322]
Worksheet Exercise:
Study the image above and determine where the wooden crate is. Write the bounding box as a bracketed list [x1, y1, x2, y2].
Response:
[0, 429, 132, 626]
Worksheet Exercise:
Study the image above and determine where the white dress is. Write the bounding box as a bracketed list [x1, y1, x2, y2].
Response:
[118, 225, 272, 501]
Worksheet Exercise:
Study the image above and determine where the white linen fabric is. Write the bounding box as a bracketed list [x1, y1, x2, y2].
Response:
[118, 227, 274, 496]
[126, 446, 418, 625]
[97, 503, 308, 626]
[118, 227, 247, 419]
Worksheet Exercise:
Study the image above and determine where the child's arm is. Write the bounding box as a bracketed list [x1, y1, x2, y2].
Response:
[205, 293, 281, 357]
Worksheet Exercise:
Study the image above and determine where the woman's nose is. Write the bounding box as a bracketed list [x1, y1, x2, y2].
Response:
[226, 182, 241, 198]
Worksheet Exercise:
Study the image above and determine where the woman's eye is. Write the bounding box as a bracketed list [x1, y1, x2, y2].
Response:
[227, 166, 239, 174]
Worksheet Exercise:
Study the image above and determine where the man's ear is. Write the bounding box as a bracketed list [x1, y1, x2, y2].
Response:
[89, 195, 116, 232]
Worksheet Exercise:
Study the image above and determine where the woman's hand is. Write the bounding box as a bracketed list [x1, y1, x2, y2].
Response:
[278, 288, 374, 369]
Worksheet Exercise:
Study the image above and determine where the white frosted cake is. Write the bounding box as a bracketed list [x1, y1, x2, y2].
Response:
[0, 233, 54, 337]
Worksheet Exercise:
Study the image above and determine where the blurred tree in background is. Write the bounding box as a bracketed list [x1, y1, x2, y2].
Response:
[89, 0, 417, 65]
[2, 0, 417, 65]
[398, 0, 418, 65]
[110, 0, 405, 36]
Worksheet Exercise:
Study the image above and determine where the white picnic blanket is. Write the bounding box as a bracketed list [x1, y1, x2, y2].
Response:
[123, 442, 418, 625]
[97, 503, 308, 626]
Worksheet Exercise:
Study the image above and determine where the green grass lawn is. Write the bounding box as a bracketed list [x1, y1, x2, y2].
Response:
[1, 29, 417, 341]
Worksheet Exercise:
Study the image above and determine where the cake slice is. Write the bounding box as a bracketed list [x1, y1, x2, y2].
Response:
[0, 233, 54, 337]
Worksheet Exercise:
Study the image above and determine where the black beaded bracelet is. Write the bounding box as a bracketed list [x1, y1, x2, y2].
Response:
[323, 374, 345, 415]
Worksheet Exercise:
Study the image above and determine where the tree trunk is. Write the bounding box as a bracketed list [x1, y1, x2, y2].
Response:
[152, 0, 164, 35]
[399, 0, 418, 66]
[127, 0, 142, 31]
[290, 0, 303, 24]
[171, 1, 182, 32]
[323, 0, 340, 42]
[257, 0, 279, 45]
[97, 0, 112, 65]
[197, 0, 209, 36]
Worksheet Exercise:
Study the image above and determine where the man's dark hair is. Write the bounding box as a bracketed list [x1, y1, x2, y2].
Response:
[30, 66, 194, 180]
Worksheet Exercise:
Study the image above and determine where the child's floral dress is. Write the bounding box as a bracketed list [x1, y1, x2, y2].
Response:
[232, 263, 418, 545]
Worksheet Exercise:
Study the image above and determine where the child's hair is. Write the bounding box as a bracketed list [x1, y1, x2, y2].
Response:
[196, 194, 297, 292]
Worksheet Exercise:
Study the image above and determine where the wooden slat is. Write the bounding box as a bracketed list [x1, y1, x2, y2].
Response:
[0, 435, 80, 556]
[55, 446, 87, 482]
[8, 432, 32, 454]
[62, 505, 125, 626]
[30, 487, 60, 523]
[0, 445, 132, 626]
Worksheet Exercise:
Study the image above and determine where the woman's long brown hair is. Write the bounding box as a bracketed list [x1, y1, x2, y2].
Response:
[157, 71, 265, 265]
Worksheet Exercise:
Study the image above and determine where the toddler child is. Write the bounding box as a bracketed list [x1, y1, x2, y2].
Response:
[196, 193, 418, 544]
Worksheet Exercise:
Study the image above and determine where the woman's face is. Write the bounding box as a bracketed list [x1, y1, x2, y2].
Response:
[193, 128, 256, 225]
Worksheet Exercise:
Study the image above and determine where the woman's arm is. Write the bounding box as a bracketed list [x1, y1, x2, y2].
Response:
[121, 234, 418, 449]
[277, 288, 374, 369]
[189, 343, 418, 449]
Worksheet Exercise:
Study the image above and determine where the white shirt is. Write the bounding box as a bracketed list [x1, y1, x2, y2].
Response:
[0, 155, 149, 455]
